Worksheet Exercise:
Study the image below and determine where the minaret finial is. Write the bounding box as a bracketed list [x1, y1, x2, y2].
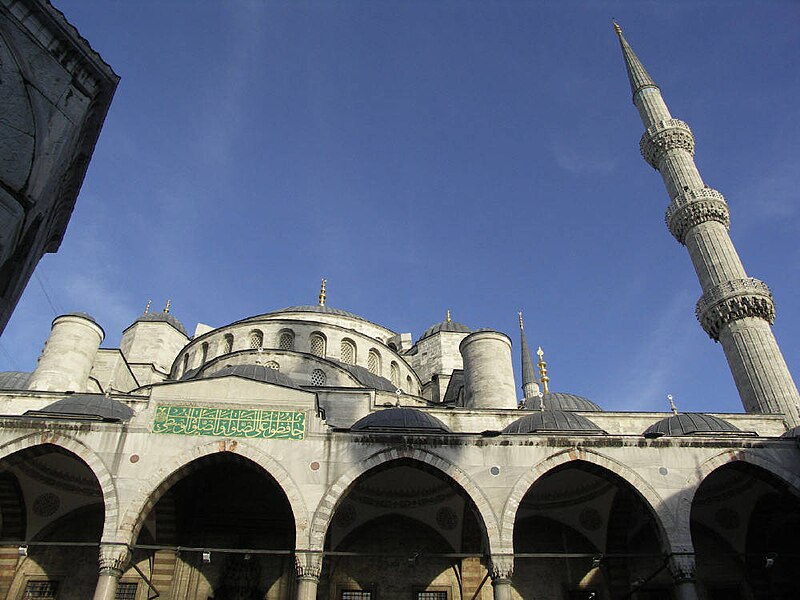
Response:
[518, 311, 524, 330]
[518, 311, 540, 402]
[537, 346, 550, 394]
[668, 394, 678, 415]
[446, 309, 451, 323]
[144, 300, 151, 314]
[318, 279, 327, 306]
[164, 300, 171, 314]
[613, 21, 659, 102]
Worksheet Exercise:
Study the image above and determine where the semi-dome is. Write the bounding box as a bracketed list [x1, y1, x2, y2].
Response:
[206, 364, 300, 389]
[0, 371, 31, 390]
[643, 413, 740, 438]
[27, 395, 134, 422]
[419, 318, 471, 341]
[329, 360, 396, 392]
[351, 407, 451, 433]
[134, 311, 187, 336]
[530, 391, 602, 412]
[503, 410, 604, 434]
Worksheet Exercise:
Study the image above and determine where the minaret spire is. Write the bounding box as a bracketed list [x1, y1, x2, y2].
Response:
[518, 311, 540, 402]
[616, 25, 800, 426]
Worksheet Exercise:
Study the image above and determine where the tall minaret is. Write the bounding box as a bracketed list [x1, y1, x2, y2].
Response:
[614, 23, 799, 426]
[518, 312, 541, 402]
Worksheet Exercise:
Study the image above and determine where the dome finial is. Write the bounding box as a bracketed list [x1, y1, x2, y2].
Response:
[318, 279, 327, 306]
[668, 394, 678, 415]
[446, 309, 451, 323]
[537, 346, 550, 394]
[144, 299, 151, 314]
[164, 299, 171, 314]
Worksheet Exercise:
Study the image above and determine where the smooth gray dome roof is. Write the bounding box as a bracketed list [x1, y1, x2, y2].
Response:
[644, 413, 740, 437]
[419, 319, 471, 341]
[503, 410, 604, 434]
[536, 392, 602, 412]
[134, 311, 187, 336]
[269, 305, 363, 319]
[0, 371, 31, 390]
[207, 364, 300, 389]
[30, 395, 134, 422]
[351, 407, 451, 433]
[329, 359, 396, 392]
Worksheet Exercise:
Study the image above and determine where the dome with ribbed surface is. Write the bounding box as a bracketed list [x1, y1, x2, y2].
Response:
[329, 359, 396, 392]
[207, 364, 300, 389]
[535, 392, 602, 412]
[135, 311, 187, 335]
[503, 410, 604, 434]
[643, 413, 740, 437]
[419, 319, 471, 341]
[270, 305, 362, 319]
[351, 407, 451, 433]
[31, 395, 134, 422]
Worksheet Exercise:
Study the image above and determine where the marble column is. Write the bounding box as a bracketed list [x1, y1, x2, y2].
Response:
[295, 550, 323, 600]
[92, 543, 130, 600]
[490, 554, 514, 600]
[669, 553, 699, 600]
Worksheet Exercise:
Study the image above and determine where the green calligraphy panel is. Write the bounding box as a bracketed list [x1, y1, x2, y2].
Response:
[153, 404, 305, 440]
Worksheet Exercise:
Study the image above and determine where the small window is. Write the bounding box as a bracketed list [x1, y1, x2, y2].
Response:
[406, 375, 413, 390]
[116, 582, 138, 600]
[249, 330, 263, 349]
[340, 339, 356, 365]
[182, 354, 189, 374]
[390, 362, 400, 387]
[279, 330, 295, 350]
[416, 593, 447, 600]
[266, 361, 280, 371]
[310, 333, 326, 357]
[23, 581, 59, 598]
[311, 369, 327, 386]
[367, 349, 381, 375]
[342, 592, 372, 600]
[201, 342, 209, 364]
[222, 334, 234, 354]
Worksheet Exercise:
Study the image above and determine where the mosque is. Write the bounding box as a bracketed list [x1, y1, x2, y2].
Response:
[0, 9, 799, 600]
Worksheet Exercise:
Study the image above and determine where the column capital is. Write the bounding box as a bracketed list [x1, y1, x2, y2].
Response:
[489, 554, 514, 580]
[668, 553, 696, 583]
[98, 543, 130, 577]
[294, 550, 323, 581]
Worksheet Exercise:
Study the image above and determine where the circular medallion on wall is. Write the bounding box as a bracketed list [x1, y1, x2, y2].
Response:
[436, 506, 459, 530]
[33, 492, 60, 517]
[335, 502, 356, 528]
[579, 507, 603, 531]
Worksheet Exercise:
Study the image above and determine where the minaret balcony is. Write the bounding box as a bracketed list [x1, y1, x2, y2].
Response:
[639, 118, 694, 168]
[665, 187, 730, 244]
[696, 278, 776, 340]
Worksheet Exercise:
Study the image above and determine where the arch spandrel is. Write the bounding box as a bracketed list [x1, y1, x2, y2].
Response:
[117, 439, 309, 547]
[0, 432, 119, 542]
[500, 447, 675, 554]
[308, 446, 501, 554]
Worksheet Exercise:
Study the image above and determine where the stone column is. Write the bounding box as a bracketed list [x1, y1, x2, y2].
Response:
[489, 555, 514, 600]
[92, 543, 130, 600]
[668, 554, 699, 600]
[295, 550, 323, 600]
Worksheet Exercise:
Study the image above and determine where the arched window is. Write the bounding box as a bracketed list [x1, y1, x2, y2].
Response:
[391, 362, 400, 387]
[310, 332, 326, 358]
[201, 342, 209, 364]
[279, 330, 295, 351]
[368, 349, 381, 375]
[340, 339, 356, 365]
[406, 375, 413, 391]
[311, 369, 327, 386]
[222, 334, 233, 354]
[265, 361, 280, 371]
[249, 329, 263, 349]
[388, 341, 398, 351]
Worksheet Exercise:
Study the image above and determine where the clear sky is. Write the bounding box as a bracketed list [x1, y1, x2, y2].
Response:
[1, 1, 798, 414]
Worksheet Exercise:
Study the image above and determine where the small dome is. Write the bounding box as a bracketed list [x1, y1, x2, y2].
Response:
[503, 410, 604, 434]
[419, 319, 471, 341]
[530, 392, 602, 412]
[62, 312, 98, 323]
[644, 413, 740, 437]
[134, 311, 187, 336]
[0, 371, 31, 390]
[207, 364, 300, 389]
[351, 407, 451, 433]
[330, 359, 397, 392]
[781, 426, 800, 439]
[31, 395, 134, 422]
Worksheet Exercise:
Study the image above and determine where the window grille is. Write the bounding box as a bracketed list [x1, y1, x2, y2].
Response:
[391, 362, 400, 387]
[416, 592, 447, 600]
[341, 591, 372, 600]
[266, 361, 280, 371]
[249, 330, 263, 349]
[310, 333, 326, 357]
[279, 331, 295, 350]
[23, 581, 58, 598]
[201, 342, 209, 364]
[340, 339, 356, 365]
[116, 582, 138, 600]
[222, 334, 234, 354]
[311, 369, 327, 386]
[368, 349, 381, 375]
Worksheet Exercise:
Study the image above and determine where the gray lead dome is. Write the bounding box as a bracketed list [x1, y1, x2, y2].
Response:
[33, 395, 134, 422]
[503, 410, 604, 434]
[644, 413, 740, 437]
[351, 407, 451, 433]
[208, 364, 300, 389]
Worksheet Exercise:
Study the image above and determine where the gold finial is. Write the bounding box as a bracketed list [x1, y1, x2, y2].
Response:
[518, 311, 524, 330]
[446, 309, 451, 323]
[164, 299, 171, 314]
[537, 346, 550, 394]
[613, 21, 622, 36]
[668, 394, 678, 415]
[144, 300, 151, 314]
[318, 279, 327, 306]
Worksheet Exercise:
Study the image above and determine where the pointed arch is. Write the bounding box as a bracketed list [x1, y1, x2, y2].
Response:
[308, 446, 501, 554]
[0, 432, 119, 542]
[500, 447, 673, 555]
[117, 440, 308, 547]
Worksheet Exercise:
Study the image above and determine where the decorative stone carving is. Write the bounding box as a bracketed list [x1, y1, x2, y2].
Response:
[666, 188, 730, 244]
[295, 551, 323, 580]
[696, 278, 776, 340]
[489, 554, 514, 579]
[98, 543, 130, 576]
[639, 119, 694, 168]
[668, 553, 696, 583]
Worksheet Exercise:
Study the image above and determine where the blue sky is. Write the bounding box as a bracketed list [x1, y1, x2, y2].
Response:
[2, 1, 798, 414]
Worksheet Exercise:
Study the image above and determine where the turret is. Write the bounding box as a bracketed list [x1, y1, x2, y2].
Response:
[459, 330, 517, 410]
[120, 300, 189, 385]
[27, 313, 104, 392]
[615, 23, 800, 426]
